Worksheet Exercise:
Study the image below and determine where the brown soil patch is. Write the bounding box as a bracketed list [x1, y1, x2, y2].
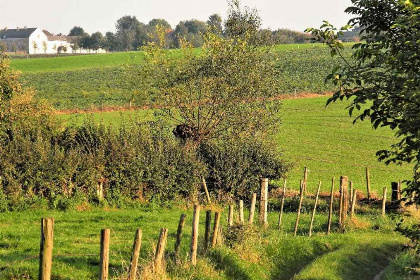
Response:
[55, 92, 334, 115]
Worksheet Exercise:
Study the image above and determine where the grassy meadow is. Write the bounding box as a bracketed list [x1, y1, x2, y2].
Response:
[0, 200, 410, 279]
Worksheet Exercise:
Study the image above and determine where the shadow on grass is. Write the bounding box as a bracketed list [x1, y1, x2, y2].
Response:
[287, 239, 404, 280]
[207, 249, 253, 280]
[269, 238, 340, 280]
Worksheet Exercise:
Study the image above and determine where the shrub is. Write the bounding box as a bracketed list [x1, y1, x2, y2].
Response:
[199, 136, 289, 200]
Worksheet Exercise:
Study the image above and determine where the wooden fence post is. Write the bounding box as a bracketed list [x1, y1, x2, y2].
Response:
[366, 167, 371, 200]
[391, 182, 400, 201]
[190, 205, 200, 265]
[205, 210, 212, 250]
[259, 178, 269, 226]
[248, 193, 257, 225]
[278, 179, 287, 230]
[303, 167, 308, 195]
[174, 214, 186, 259]
[338, 179, 343, 226]
[349, 181, 354, 207]
[340, 176, 349, 228]
[128, 229, 142, 280]
[154, 228, 168, 271]
[382, 187, 387, 217]
[99, 229, 110, 280]
[211, 212, 221, 248]
[309, 181, 321, 237]
[228, 205, 234, 226]
[202, 177, 211, 204]
[239, 200, 244, 224]
[327, 178, 334, 235]
[39, 218, 54, 280]
[294, 181, 305, 236]
[398, 180, 402, 200]
[350, 189, 357, 217]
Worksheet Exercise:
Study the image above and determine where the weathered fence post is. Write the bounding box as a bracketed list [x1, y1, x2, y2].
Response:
[97, 179, 104, 201]
[278, 179, 287, 230]
[398, 180, 402, 200]
[205, 210, 212, 250]
[128, 229, 142, 280]
[99, 229, 110, 280]
[39, 218, 54, 280]
[259, 178, 269, 226]
[349, 181, 354, 206]
[211, 212, 221, 248]
[382, 187, 387, 217]
[327, 178, 334, 235]
[228, 205, 234, 226]
[190, 205, 200, 265]
[350, 189, 357, 217]
[202, 177, 211, 204]
[239, 200, 244, 224]
[248, 193, 257, 224]
[309, 181, 321, 237]
[339, 176, 349, 228]
[338, 179, 343, 226]
[366, 167, 371, 200]
[391, 182, 401, 201]
[294, 181, 305, 236]
[154, 228, 168, 272]
[303, 167, 308, 195]
[174, 214, 186, 259]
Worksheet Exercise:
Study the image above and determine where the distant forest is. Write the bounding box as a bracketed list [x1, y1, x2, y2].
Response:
[65, 14, 315, 52]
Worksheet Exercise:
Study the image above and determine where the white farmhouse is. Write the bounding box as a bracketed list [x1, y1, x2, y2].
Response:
[0, 27, 106, 54]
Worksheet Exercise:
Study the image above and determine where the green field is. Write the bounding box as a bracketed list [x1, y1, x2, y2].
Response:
[0, 201, 409, 279]
[10, 44, 337, 74]
[10, 45, 351, 110]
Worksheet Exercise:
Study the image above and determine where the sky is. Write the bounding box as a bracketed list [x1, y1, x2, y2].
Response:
[0, 0, 354, 35]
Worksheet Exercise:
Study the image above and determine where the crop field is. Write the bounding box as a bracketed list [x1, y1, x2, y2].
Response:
[0, 201, 408, 279]
[11, 45, 351, 110]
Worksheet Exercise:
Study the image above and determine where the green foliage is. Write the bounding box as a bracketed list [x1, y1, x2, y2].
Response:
[307, 0, 420, 195]
[307, 0, 420, 248]
[199, 137, 289, 198]
[136, 29, 282, 144]
[68, 26, 86, 36]
[384, 249, 420, 279]
[224, 0, 261, 41]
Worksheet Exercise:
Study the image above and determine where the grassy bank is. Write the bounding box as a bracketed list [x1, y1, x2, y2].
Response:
[0, 201, 407, 279]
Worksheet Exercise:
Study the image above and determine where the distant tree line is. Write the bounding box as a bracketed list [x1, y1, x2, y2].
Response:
[67, 12, 312, 52]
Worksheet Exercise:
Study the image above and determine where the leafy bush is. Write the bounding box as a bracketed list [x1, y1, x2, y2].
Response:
[199, 136, 289, 200]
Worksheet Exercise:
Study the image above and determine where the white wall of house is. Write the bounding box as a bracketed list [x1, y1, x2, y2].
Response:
[28, 28, 51, 54]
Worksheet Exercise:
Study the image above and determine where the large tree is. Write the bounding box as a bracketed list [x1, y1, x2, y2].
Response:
[174, 19, 207, 47]
[148, 18, 171, 30]
[224, 0, 261, 40]
[115, 16, 142, 51]
[90, 32, 104, 51]
[132, 27, 280, 145]
[207, 14, 223, 34]
[68, 26, 86, 36]
[306, 0, 420, 202]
